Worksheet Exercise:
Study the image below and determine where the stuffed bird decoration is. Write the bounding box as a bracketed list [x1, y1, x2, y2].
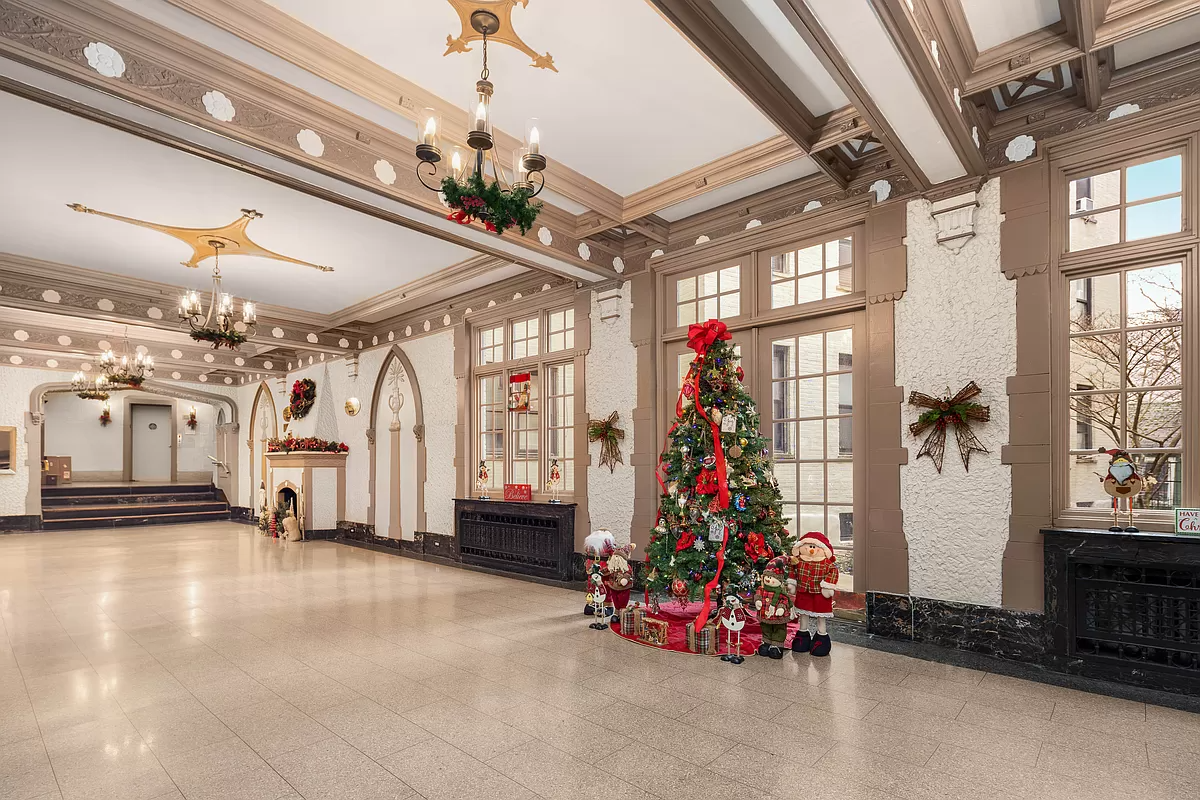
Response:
[1098, 448, 1143, 532]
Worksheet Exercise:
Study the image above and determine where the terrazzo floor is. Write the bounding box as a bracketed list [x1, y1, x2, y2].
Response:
[1, 522, 1198, 800]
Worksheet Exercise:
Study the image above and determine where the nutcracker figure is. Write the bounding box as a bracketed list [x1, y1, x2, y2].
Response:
[753, 557, 791, 659]
[475, 460, 490, 500]
[1097, 447, 1144, 532]
[787, 531, 839, 657]
[718, 592, 748, 665]
[582, 529, 616, 616]
[586, 563, 609, 630]
[601, 543, 636, 623]
[545, 458, 563, 503]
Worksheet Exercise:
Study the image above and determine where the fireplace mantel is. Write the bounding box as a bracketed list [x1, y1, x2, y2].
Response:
[265, 451, 347, 539]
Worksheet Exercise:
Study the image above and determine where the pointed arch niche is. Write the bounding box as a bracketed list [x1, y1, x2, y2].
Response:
[368, 346, 426, 539]
[248, 381, 278, 517]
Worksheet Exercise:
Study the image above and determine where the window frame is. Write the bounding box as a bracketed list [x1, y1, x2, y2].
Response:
[469, 302, 581, 498]
[662, 258, 749, 336]
[758, 232, 861, 316]
[1051, 132, 1198, 531]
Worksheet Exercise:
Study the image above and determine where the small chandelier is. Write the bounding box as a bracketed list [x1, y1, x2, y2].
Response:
[414, 8, 545, 236]
[71, 370, 110, 400]
[179, 240, 257, 350]
[99, 328, 153, 387]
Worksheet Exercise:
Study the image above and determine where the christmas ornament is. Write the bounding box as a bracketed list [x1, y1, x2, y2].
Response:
[729, 445, 743, 459]
[710, 408, 723, 425]
[908, 381, 990, 473]
[670, 578, 689, 602]
[707, 517, 726, 541]
[692, 537, 705, 551]
[721, 414, 737, 433]
[736, 366, 744, 382]
[675, 530, 697, 551]
[703, 454, 717, 469]
[587, 411, 625, 474]
[734, 493, 749, 511]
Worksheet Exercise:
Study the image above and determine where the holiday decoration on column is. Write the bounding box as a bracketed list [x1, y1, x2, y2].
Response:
[289, 378, 317, 420]
[601, 544, 636, 622]
[787, 532, 839, 657]
[753, 557, 791, 659]
[582, 529, 616, 616]
[587, 411, 625, 473]
[907, 381, 990, 472]
[1098, 448, 1144, 532]
[644, 319, 794, 630]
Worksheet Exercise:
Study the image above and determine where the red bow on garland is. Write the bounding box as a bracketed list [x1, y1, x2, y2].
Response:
[687, 319, 732, 356]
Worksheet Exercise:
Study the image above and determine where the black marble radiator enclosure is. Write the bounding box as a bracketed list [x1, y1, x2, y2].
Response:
[867, 592, 1046, 662]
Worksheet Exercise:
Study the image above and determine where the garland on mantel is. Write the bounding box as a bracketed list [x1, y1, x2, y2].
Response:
[267, 436, 349, 454]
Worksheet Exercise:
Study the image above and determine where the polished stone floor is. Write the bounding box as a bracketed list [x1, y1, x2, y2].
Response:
[1, 523, 1198, 800]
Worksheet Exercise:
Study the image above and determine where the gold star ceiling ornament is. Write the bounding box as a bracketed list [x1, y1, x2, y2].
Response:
[66, 205, 333, 272]
[443, 0, 557, 71]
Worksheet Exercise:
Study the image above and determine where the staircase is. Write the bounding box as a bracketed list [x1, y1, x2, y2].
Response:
[40, 483, 230, 530]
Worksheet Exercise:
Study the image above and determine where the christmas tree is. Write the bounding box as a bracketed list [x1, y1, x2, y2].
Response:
[646, 319, 795, 627]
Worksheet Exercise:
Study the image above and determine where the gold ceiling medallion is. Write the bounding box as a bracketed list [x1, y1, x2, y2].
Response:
[443, 1, 557, 72]
[66, 205, 333, 272]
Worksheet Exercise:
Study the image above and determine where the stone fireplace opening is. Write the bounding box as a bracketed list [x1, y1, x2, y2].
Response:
[277, 485, 297, 515]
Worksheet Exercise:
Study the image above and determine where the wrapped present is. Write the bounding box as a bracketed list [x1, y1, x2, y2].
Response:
[619, 605, 644, 638]
[685, 621, 698, 653]
[638, 617, 669, 647]
[697, 622, 718, 655]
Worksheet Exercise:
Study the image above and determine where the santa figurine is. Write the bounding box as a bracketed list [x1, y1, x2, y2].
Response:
[718, 591, 748, 665]
[787, 531, 839, 657]
[601, 543, 636, 623]
[754, 557, 791, 659]
[582, 529, 616, 617]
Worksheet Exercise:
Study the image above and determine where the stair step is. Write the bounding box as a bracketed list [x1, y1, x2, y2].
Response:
[42, 492, 218, 507]
[40, 510, 231, 530]
[42, 483, 214, 498]
[42, 502, 229, 521]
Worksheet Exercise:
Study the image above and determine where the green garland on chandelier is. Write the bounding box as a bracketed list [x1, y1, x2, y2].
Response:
[441, 173, 542, 237]
[190, 329, 248, 350]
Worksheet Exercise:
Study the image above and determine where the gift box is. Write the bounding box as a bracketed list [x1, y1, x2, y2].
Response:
[638, 617, 669, 647]
[619, 605, 644, 638]
[685, 621, 698, 652]
[697, 622, 718, 655]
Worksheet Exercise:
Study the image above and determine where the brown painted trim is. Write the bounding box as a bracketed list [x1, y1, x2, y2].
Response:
[629, 270, 657, 555]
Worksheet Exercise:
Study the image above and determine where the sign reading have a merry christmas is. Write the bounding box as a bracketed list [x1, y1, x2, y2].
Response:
[1177, 509, 1200, 536]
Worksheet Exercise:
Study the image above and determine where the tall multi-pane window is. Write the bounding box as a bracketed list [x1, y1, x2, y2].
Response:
[472, 305, 579, 497]
[546, 363, 575, 491]
[769, 329, 854, 555]
[676, 265, 740, 327]
[1068, 263, 1183, 510]
[1068, 153, 1183, 252]
[769, 237, 854, 308]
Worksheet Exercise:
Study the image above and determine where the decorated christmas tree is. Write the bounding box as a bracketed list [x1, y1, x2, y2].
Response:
[645, 319, 795, 626]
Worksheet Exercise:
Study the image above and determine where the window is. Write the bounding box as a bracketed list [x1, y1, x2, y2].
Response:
[471, 305, 580, 496]
[676, 265, 740, 327]
[1068, 154, 1183, 252]
[769, 328, 854, 543]
[769, 236, 854, 309]
[511, 316, 539, 360]
[479, 324, 504, 365]
[1067, 262, 1183, 510]
[0, 426, 14, 472]
[546, 363, 574, 491]
[547, 307, 574, 352]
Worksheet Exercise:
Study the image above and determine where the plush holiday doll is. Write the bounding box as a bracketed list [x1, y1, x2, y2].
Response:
[754, 557, 791, 659]
[787, 531, 839, 657]
[718, 591, 748, 665]
[601, 543, 636, 623]
[583, 529, 616, 616]
[1098, 447, 1144, 532]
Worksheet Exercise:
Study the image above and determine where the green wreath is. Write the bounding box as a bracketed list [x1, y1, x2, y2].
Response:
[289, 378, 316, 420]
[441, 173, 542, 236]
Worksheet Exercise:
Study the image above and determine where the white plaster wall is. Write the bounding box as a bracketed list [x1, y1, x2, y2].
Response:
[399, 331, 457, 536]
[586, 284, 637, 544]
[895, 178, 1015, 607]
[370, 356, 418, 539]
[312, 467, 337, 529]
[0, 366, 69, 516]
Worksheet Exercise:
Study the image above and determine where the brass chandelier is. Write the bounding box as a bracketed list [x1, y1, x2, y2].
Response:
[71, 370, 110, 401]
[414, 8, 545, 236]
[98, 328, 153, 387]
[179, 240, 257, 350]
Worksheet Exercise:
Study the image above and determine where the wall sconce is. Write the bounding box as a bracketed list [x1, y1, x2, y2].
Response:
[344, 397, 361, 416]
[185, 406, 198, 431]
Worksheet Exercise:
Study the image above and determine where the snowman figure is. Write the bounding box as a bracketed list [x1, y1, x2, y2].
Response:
[718, 592, 748, 665]
[586, 565, 609, 630]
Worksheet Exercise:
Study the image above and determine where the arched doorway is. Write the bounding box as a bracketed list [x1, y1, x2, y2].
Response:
[247, 382, 278, 519]
[368, 346, 426, 539]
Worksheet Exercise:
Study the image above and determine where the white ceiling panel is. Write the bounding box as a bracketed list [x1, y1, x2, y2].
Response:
[0, 92, 475, 315]
[1114, 13, 1200, 69]
[807, 0, 966, 185]
[656, 158, 820, 222]
[715, 0, 848, 115]
[262, 0, 779, 195]
[960, 0, 1061, 52]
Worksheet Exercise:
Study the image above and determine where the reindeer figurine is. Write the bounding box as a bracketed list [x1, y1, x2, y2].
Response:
[1097, 447, 1143, 532]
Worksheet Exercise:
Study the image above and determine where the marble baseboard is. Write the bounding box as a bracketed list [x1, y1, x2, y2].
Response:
[867, 592, 1045, 662]
[0, 515, 40, 533]
[229, 507, 252, 523]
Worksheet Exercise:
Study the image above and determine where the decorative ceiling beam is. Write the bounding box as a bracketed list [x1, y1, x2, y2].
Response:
[0, 333, 282, 378]
[0, 343, 235, 385]
[646, 0, 849, 189]
[1059, 0, 1103, 53]
[625, 216, 670, 245]
[873, 0, 988, 176]
[1094, 0, 1200, 50]
[0, 0, 621, 284]
[962, 29, 1081, 95]
[160, 0, 625, 222]
[770, 0, 930, 190]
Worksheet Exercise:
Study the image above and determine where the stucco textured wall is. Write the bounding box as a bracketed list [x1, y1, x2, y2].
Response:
[399, 331, 456, 536]
[586, 284, 637, 544]
[0, 366, 66, 516]
[895, 178, 1015, 607]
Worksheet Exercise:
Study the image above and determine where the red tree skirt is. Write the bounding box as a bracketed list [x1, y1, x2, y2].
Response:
[610, 601, 802, 657]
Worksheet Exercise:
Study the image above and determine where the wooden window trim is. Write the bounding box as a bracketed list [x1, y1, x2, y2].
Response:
[662, 257, 750, 337]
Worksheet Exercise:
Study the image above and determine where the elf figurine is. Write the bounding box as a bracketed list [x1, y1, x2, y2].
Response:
[718, 591, 748, 665]
[754, 557, 791, 659]
[787, 531, 839, 657]
[601, 543, 636, 623]
[582, 529, 616, 617]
